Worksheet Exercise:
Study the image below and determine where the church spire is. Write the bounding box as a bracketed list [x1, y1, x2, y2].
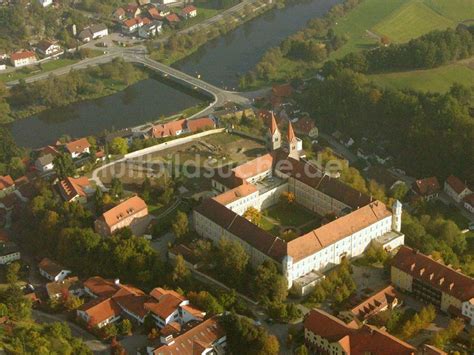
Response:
[288, 121, 296, 142]
[269, 112, 278, 135]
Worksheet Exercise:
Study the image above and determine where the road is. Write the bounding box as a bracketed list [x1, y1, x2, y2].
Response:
[32, 310, 109, 354]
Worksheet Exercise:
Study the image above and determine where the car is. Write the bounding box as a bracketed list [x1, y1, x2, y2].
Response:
[469, 222, 474, 231]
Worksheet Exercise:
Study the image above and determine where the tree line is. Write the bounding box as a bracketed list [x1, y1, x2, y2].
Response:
[323, 25, 474, 75]
[300, 69, 474, 183]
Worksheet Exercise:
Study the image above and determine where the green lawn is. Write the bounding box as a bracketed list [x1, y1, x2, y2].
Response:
[265, 201, 318, 228]
[372, 1, 454, 43]
[0, 58, 79, 83]
[368, 62, 474, 93]
[330, 0, 473, 60]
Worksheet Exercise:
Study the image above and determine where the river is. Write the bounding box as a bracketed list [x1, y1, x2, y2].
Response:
[11, 0, 340, 148]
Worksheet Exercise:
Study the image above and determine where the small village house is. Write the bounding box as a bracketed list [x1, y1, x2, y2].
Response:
[412, 177, 440, 201]
[38, 258, 72, 282]
[124, 3, 142, 18]
[36, 40, 63, 58]
[165, 13, 180, 26]
[0, 176, 15, 198]
[0, 242, 20, 265]
[38, 0, 52, 7]
[65, 138, 91, 159]
[57, 177, 93, 203]
[10, 50, 36, 68]
[463, 193, 474, 214]
[138, 21, 163, 39]
[113, 7, 126, 21]
[46, 277, 83, 300]
[180, 5, 197, 19]
[444, 175, 471, 203]
[78, 24, 109, 42]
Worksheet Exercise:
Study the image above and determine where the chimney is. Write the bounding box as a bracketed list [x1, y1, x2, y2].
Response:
[114, 278, 120, 285]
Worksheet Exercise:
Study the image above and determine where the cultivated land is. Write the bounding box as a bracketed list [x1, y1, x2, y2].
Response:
[368, 60, 474, 93]
[331, 0, 473, 60]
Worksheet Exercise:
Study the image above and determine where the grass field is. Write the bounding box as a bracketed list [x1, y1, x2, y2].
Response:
[0, 58, 80, 83]
[368, 62, 474, 92]
[372, 1, 454, 42]
[331, 0, 474, 60]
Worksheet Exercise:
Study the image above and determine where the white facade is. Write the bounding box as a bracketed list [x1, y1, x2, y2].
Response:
[444, 181, 471, 203]
[92, 28, 108, 40]
[0, 64, 6, 71]
[461, 299, 474, 326]
[38, 0, 53, 7]
[39, 268, 71, 282]
[0, 251, 20, 265]
[77, 309, 121, 329]
[11, 55, 36, 68]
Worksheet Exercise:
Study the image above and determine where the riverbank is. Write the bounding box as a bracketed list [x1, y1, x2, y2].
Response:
[149, 0, 284, 66]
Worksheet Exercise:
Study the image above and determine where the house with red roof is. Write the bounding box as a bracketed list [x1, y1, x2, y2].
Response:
[444, 175, 471, 203]
[57, 177, 93, 203]
[412, 176, 440, 201]
[38, 258, 71, 282]
[180, 5, 197, 19]
[304, 308, 416, 355]
[36, 40, 63, 58]
[113, 7, 126, 21]
[463, 193, 474, 214]
[10, 50, 36, 68]
[94, 196, 149, 236]
[65, 138, 91, 159]
[391, 246, 474, 325]
[0, 176, 15, 198]
[165, 13, 180, 25]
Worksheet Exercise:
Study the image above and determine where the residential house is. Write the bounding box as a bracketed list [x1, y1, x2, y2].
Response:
[122, 17, 149, 34]
[0, 60, 5, 71]
[147, 7, 163, 20]
[77, 297, 122, 329]
[148, 316, 226, 355]
[105, 128, 135, 145]
[444, 175, 471, 203]
[113, 7, 126, 21]
[348, 285, 400, 321]
[10, 51, 36, 68]
[156, 5, 171, 16]
[0, 52, 7, 61]
[158, 0, 178, 5]
[165, 13, 180, 26]
[46, 277, 83, 300]
[65, 138, 91, 159]
[78, 24, 109, 42]
[0, 242, 20, 265]
[180, 5, 197, 19]
[412, 177, 440, 201]
[463, 193, 474, 214]
[0, 176, 15, 198]
[94, 196, 149, 236]
[58, 177, 93, 203]
[186, 117, 216, 133]
[304, 309, 416, 355]
[149, 119, 187, 139]
[79, 277, 205, 329]
[36, 40, 63, 58]
[38, 0, 53, 7]
[138, 20, 163, 38]
[35, 154, 55, 173]
[391, 246, 474, 325]
[38, 258, 71, 282]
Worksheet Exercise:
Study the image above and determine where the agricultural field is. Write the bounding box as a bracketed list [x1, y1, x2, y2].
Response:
[368, 61, 474, 93]
[331, 0, 474, 60]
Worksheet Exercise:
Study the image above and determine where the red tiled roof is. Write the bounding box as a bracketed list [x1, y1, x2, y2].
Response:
[232, 153, 274, 180]
[10, 51, 36, 61]
[99, 196, 148, 229]
[392, 246, 474, 301]
[269, 111, 278, 135]
[288, 121, 296, 142]
[186, 117, 215, 133]
[412, 177, 440, 196]
[445, 175, 469, 195]
[150, 119, 186, 138]
[182, 5, 197, 14]
[112, 286, 149, 319]
[0, 176, 14, 190]
[79, 297, 121, 327]
[123, 17, 140, 28]
[148, 7, 161, 19]
[304, 309, 415, 355]
[83, 276, 120, 298]
[58, 176, 90, 202]
[152, 316, 225, 355]
[350, 285, 399, 320]
[166, 13, 180, 22]
[114, 7, 126, 16]
[213, 183, 257, 205]
[65, 138, 90, 155]
[288, 201, 391, 262]
[145, 293, 183, 319]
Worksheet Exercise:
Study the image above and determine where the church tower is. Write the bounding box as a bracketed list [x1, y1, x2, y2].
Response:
[266, 112, 281, 151]
[392, 200, 402, 232]
[287, 121, 299, 159]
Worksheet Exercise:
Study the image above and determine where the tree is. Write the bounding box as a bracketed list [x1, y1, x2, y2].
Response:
[53, 152, 75, 179]
[64, 295, 83, 311]
[187, 291, 223, 315]
[243, 207, 262, 226]
[390, 182, 408, 201]
[215, 239, 249, 285]
[110, 178, 124, 199]
[102, 324, 118, 339]
[280, 191, 295, 204]
[6, 262, 21, 285]
[172, 211, 189, 239]
[295, 345, 309, 355]
[253, 260, 288, 304]
[171, 254, 190, 284]
[118, 319, 132, 336]
[110, 137, 128, 155]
